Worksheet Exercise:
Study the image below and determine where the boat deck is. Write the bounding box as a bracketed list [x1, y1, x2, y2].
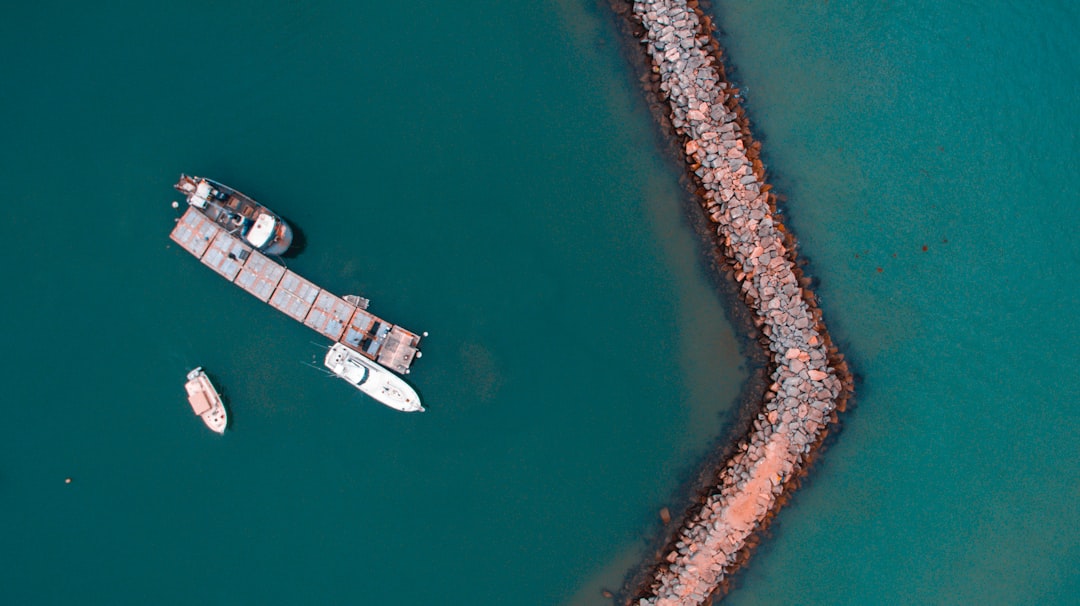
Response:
[177, 174, 261, 230]
[170, 207, 422, 373]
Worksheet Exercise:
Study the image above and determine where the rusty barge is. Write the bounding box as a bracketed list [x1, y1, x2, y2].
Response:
[168, 182, 423, 379]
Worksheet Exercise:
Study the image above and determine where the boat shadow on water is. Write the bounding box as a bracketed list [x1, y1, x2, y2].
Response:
[279, 216, 306, 259]
[201, 368, 233, 433]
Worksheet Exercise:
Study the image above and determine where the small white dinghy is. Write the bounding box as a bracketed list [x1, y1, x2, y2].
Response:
[185, 367, 228, 434]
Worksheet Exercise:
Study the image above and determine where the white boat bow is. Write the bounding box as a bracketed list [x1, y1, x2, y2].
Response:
[324, 343, 424, 412]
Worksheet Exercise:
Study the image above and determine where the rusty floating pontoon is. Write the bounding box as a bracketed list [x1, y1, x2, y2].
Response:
[169, 206, 422, 374]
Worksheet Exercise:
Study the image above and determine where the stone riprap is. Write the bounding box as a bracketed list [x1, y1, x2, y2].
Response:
[621, 1, 853, 604]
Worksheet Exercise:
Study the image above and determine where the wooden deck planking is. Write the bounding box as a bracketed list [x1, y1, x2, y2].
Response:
[377, 326, 420, 374]
[234, 250, 285, 302]
[170, 207, 220, 258]
[269, 270, 320, 322]
[341, 308, 376, 351]
[303, 291, 354, 341]
[200, 230, 251, 281]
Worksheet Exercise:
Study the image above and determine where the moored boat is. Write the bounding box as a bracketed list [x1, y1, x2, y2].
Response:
[324, 343, 424, 412]
[174, 174, 294, 255]
[185, 367, 228, 434]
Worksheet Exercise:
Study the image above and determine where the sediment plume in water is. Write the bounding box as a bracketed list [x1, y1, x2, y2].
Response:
[606, 1, 855, 604]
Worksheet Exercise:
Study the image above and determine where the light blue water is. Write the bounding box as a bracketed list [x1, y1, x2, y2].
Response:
[702, 1, 1080, 603]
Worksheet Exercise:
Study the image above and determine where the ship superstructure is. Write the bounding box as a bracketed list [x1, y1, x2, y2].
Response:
[175, 175, 294, 255]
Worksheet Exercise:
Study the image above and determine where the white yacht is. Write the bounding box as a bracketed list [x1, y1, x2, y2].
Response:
[184, 367, 228, 434]
[324, 343, 424, 412]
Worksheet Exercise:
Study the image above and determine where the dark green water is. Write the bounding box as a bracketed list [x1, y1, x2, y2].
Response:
[2, 1, 1077, 604]
[1, 2, 744, 604]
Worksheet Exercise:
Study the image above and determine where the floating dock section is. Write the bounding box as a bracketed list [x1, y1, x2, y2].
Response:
[170, 207, 421, 374]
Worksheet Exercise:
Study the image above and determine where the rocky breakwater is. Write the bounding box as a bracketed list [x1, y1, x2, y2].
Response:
[621, 1, 853, 604]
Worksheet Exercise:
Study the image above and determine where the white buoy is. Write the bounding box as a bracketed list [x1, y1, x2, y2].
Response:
[416, 351, 422, 358]
[422, 331, 429, 337]
[171, 201, 179, 209]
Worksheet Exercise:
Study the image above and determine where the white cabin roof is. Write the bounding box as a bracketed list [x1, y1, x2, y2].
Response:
[247, 213, 276, 248]
[191, 181, 211, 209]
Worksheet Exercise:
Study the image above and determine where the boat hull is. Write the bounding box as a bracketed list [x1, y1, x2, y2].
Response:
[261, 220, 293, 256]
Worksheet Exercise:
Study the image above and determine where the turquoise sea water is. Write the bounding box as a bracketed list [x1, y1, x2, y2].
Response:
[705, 1, 1079, 604]
[1, 1, 1076, 605]
[1, 2, 743, 604]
